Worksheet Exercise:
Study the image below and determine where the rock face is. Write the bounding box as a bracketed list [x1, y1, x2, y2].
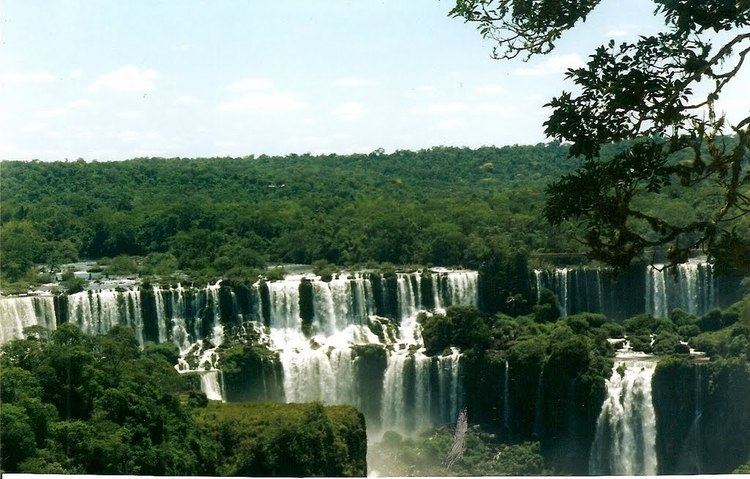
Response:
[652, 358, 750, 474]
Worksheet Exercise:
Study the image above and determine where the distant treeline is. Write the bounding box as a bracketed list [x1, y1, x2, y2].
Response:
[0, 143, 723, 284]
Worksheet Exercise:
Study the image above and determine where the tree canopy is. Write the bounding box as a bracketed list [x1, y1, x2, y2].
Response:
[450, 0, 750, 273]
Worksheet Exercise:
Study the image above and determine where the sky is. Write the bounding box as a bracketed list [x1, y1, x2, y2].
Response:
[0, 0, 747, 161]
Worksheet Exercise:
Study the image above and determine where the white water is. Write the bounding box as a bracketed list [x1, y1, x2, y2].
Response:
[264, 270, 475, 434]
[0, 269, 478, 434]
[646, 258, 715, 317]
[536, 258, 717, 318]
[200, 370, 225, 401]
[68, 289, 145, 345]
[533, 267, 570, 316]
[589, 357, 658, 475]
[0, 295, 57, 344]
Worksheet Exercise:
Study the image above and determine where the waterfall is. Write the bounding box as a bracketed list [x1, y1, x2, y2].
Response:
[646, 259, 716, 318]
[200, 370, 225, 401]
[437, 348, 462, 424]
[68, 289, 144, 345]
[595, 269, 604, 313]
[381, 352, 409, 433]
[278, 345, 356, 405]
[168, 284, 192, 352]
[153, 285, 168, 343]
[311, 273, 372, 334]
[555, 268, 571, 316]
[0, 295, 57, 344]
[396, 273, 418, 319]
[443, 270, 479, 307]
[646, 266, 668, 318]
[381, 347, 462, 434]
[589, 359, 658, 475]
[535, 258, 721, 319]
[267, 278, 302, 329]
[0, 269, 479, 436]
[431, 274, 443, 310]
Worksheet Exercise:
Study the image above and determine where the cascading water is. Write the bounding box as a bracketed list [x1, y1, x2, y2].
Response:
[589, 356, 658, 475]
[266, 270, 475, 434]
[0, 295, 57, 344]
[646, 259, 715, 318]
[646, 267, 669, 319]
[200, 370, 225, 402]
[68, 289, 145, 345]
[0, 269, 478, 434]
[535, 257, 720, 319]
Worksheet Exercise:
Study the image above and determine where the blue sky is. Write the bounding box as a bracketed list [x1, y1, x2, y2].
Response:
[0, 0, 746, 160]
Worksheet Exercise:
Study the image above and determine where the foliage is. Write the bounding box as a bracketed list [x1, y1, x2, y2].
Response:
[194, 402, 367, 477]
[419, 302, 613, 473]
[369, 427, 548, 476]
[0, 326, 366, 475]
[0, 145, 589, 286]
[419, 306, 492, 355]
[0, 220, 44, 282]
[451, 0, 750, 273]
[532, 288, 561, 323]
[106, 255, 139, 276]
[60, 270, 86, 294]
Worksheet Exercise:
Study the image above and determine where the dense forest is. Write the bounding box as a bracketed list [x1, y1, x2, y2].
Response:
[1, 143, 731, 289]
[0, 324, 367, 475]
[3, 291, 749, 474]
[2, 144, 749, 476]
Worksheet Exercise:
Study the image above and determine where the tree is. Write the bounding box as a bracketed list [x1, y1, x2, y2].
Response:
[450, 0, 750, 273]
[0, 220, 43, 281]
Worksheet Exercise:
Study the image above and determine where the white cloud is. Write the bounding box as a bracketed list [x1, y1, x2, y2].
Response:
[68, 99, 92, 109]
[332, 101, 367, 120]
[70, 69, 83, 79]
[34, 99, 92, 119]
[410, 101, 513, 116]
[117, 110, 144, 119]
[409, 102, 467, 115]
[333, 77, 377, 87]
[35, 108, 67, 119]
[476, 83, 505, 95]
[437, 118, 466, 129]
[89, 65, 159, 92]
[0, 70, 55, 86]
[218, 91, 306, 112]
[21, 122, 47, 133]
[476, 104, 514, 114]
[226, 77, 274, 92]
[75, 129, 95, 140]
[606, 29, 629, 38]
[512, 54, 584, 76]
[175, 95, 201, 106]
[118, 130, 162, 142]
